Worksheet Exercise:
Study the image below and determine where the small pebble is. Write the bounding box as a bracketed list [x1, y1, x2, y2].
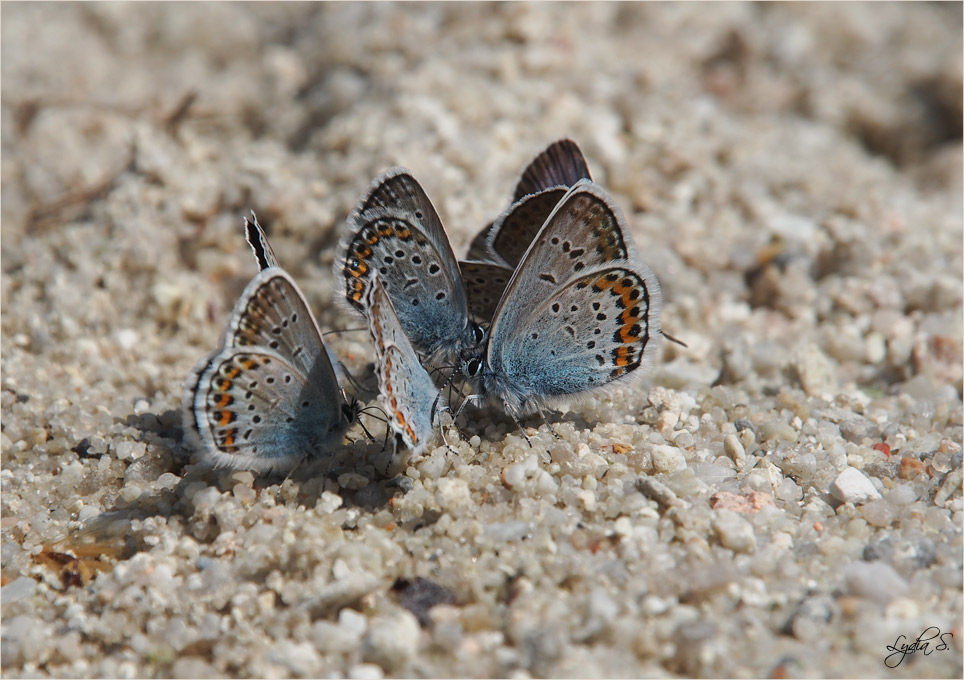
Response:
[712, 510, 757, 552]
[362, 612, 420, 672]
[652, 445, 686, 473]
[792, 344, 839, 397]
[759, 420, 798, 443]
[860, 499, 894, 527]
[830, 467, 882, 504]
[723, 434, 746, 468]
[317, 491, 344, 514]
[843, 561, 908, 604]
[635, 476, 679, 509]
[899, 456, 926, 480]
[349, 664, 386, 680]
[338, 473, 369, 490]
[1, 576, 37, 604]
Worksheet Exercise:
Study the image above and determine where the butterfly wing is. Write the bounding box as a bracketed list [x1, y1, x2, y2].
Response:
[186, 268, 350, 472]
[513, 138, 592, 201]
[486, 188, 568, 269]
[487, 180, 638, 339]
[337, 168, 472, 364]
[483, 265, 661, 414]
[484, 182, 661, 415]
[468, 139, 593, 267]
[366, 277, 439, 456]
[458, 260, 515, 325]
[465, 220, 498, 262]
[244, 212, 279, 271]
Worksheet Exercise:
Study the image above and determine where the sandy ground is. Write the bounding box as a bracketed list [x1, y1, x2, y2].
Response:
[1, 3, 962, 678]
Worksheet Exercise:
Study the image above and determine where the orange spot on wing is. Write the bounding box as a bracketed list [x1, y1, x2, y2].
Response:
[382, 346, 418, 444]
[613, 346, 633, 367]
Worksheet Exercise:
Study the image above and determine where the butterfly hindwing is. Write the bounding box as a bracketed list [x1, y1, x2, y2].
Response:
[483, 265, 660, 414]
[458, 260, 516, 325]
[366, 277, 439, 456]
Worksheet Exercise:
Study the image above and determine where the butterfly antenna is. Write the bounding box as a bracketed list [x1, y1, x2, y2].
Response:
[428, 363, 458, 385]
[339, 362, 376, 397]
[661, 329, 688, 348]
[359, 405, 390, 424]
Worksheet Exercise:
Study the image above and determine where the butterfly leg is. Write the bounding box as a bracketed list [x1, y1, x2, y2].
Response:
[506, 404, 533, 448]
[283, 454, 309, 483]
[355, 417, 378, 444]
[537, 408, 561, 440]
[377, 432, 404, 477]
[438, 423, 459, 456]
[449, 391, 485, 426]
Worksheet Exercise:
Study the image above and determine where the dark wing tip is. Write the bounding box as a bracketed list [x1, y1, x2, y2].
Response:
[513, 138, 592, 201]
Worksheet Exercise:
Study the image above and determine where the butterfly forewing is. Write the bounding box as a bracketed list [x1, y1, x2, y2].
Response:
[223, 270, 328, 378]
[245, 213, 279, 271]
[486, 181, 636, 346]
[468, 139, 593, 267]
[487, 188, 568, 269]
[513, 138, 592, 202]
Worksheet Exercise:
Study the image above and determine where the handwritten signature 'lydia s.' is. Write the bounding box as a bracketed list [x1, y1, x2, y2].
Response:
[884, 626, 955, 668]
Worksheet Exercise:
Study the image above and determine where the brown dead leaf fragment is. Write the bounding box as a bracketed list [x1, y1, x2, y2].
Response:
[34, 540, 122, 588]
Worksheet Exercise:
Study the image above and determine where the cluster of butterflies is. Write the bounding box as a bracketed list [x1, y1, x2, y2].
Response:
[185, 140, 663, 473]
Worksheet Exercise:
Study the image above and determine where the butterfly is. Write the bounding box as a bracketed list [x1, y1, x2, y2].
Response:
[336, 168, 487, 370]
[185, 215, 358, 472]
[460, 179, 662, 420]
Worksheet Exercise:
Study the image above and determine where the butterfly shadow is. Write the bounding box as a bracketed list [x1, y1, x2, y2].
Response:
[58, 406, 406, 576]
